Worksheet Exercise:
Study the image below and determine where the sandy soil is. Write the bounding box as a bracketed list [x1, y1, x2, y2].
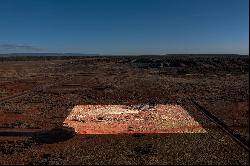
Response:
[0, 56, 248, 165]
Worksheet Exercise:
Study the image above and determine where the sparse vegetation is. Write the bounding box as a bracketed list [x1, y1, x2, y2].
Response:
[0, 55, 248, 165]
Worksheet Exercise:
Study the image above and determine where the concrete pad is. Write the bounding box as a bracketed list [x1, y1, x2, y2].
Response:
[63, 104, 207, 134]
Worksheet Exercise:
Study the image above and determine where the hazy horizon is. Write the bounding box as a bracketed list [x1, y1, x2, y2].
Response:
[0, 52, 248, 57]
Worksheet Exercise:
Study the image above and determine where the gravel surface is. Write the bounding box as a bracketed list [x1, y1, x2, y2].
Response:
[0, 56, 248, 165]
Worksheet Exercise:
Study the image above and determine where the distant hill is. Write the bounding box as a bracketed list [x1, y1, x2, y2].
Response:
[0, 53, 248, 61]
[164, 54, 249, 57]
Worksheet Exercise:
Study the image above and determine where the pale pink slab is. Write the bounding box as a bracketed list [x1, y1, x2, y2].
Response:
[63, 104, 207, 134]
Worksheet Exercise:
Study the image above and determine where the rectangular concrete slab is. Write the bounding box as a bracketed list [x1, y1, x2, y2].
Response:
[63, 104, 207, 134]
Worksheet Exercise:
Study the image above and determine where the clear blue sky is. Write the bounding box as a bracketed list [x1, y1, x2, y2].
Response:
[0, 0, 248, 55]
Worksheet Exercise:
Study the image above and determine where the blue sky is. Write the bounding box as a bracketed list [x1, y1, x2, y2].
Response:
[0, 0, 248, 55]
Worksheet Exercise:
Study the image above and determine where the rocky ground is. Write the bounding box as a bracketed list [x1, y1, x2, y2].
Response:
[0, 55, 249, 165]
